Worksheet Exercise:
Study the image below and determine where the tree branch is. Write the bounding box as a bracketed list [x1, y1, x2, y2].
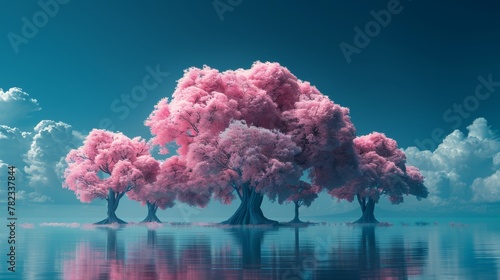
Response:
[117, 191, 126, 200]
[180, 114, 199, 136]
[232, 183, 243, 200]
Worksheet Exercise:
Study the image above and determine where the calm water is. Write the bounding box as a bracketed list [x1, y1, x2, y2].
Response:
[2, 218, 500, 279]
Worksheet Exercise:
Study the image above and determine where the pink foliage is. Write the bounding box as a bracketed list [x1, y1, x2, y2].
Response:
[145, 61, 357, 206]
[405, 165, 429, 199]
[132, 155, 212, 208]
[40, 222, 81, 228]
[163, 155, 212, 207]
[332, 132, 425, 204]
[63, 129, 159, 203]
[329, 179, 358, 202]
[133, 155, 161, 183]
[354, 132, 406, 169]
[64, 149, 108, 202]
[286, 181, 321, 207]
[62, 243, 128, 280]
[20, 223, 34, 229]
[188, 120, 303, 203]
[283, 93, 355, 164]
[128, 156, 187, 209]
[110, 160, 144, 193]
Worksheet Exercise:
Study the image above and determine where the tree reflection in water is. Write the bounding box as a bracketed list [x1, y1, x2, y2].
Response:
[315, 226, 428, 279]
[62, 227, 126, 280]
[61, 225, 428, 280]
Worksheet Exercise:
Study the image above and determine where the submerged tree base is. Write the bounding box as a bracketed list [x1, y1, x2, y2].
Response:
[221, 198, 279, 225]
[288, 217, 308, 224]
[95, 189, 127, 224]
[353, 207, 380, 224]
[354, 196, 379, 224]
[141, 214, 162, 223]
[141, 202, 162, 223]
[222, 185, 279, 225]
[221, 210, 279, 225]
[283, 219, 316, 227]
[354, 215, 379, 224]
[94, 216, 127, 225]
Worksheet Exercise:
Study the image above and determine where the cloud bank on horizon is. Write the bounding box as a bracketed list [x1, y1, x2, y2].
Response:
[0, 88, 84, 203]
[0, 87, 499, 214]
[404, 118, 500, 207]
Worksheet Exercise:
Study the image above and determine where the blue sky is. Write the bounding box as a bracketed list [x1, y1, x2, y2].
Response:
[1, 1, 499, 221]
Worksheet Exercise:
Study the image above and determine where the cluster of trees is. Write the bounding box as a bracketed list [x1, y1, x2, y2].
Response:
[63, 62, 428, 225]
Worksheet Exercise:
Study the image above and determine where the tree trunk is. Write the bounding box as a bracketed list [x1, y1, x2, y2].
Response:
[221, 184, 278, 225]
[357, 194, 366, 214]
[141, 201, 162, 223]
[289, 201, 302, 223]
[354, 197, 379, 224]
[95, 189, 127, 224]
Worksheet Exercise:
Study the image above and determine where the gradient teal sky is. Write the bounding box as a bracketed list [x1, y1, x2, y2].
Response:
[1, 1, 499, 220]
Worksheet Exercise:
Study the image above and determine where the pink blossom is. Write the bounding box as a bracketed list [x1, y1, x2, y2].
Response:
[64, 129, 158, 204]
[145, 62, 357, 210]
[332, 132, 428, 204]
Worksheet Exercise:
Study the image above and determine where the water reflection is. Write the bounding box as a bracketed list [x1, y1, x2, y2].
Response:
[221, 227, 281, 279]
[354, 226, 427, 279]
[62, 228, 127, 280]
[226, 227, 277, 269]
[57, 225, 434, 279]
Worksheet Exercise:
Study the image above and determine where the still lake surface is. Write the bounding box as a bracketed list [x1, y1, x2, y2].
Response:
[2, 217, 500, 280]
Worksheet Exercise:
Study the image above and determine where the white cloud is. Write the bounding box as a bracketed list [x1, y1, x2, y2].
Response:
[0, 125, 31, 162]
[24, 120, 84, 202]
[0, 160, 8, 202]
[404, 118, 500, 205]
[0, 87, 41, 125]
[0, 126, 31, 193]
[0, 120, 84, 204]
[471, 170, 500, 202]
[29, 192, 53, 203]
[493, 153, 500, 167]
[16, 190, 26, 201]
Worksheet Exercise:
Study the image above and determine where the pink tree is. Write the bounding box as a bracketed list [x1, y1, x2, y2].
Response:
[63, 129, 159, 224]
[145, 62, 358, 224]
[127, 155, 212, 223]
[281, 90, 358, 189]
[405, 165, 429, 200]
[188, 120, 303, 225]
[126, 156, 169, 223]
[159, 155, 212, 209]
[284, 181, 320, 223]
[330, 132, 428, 223]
